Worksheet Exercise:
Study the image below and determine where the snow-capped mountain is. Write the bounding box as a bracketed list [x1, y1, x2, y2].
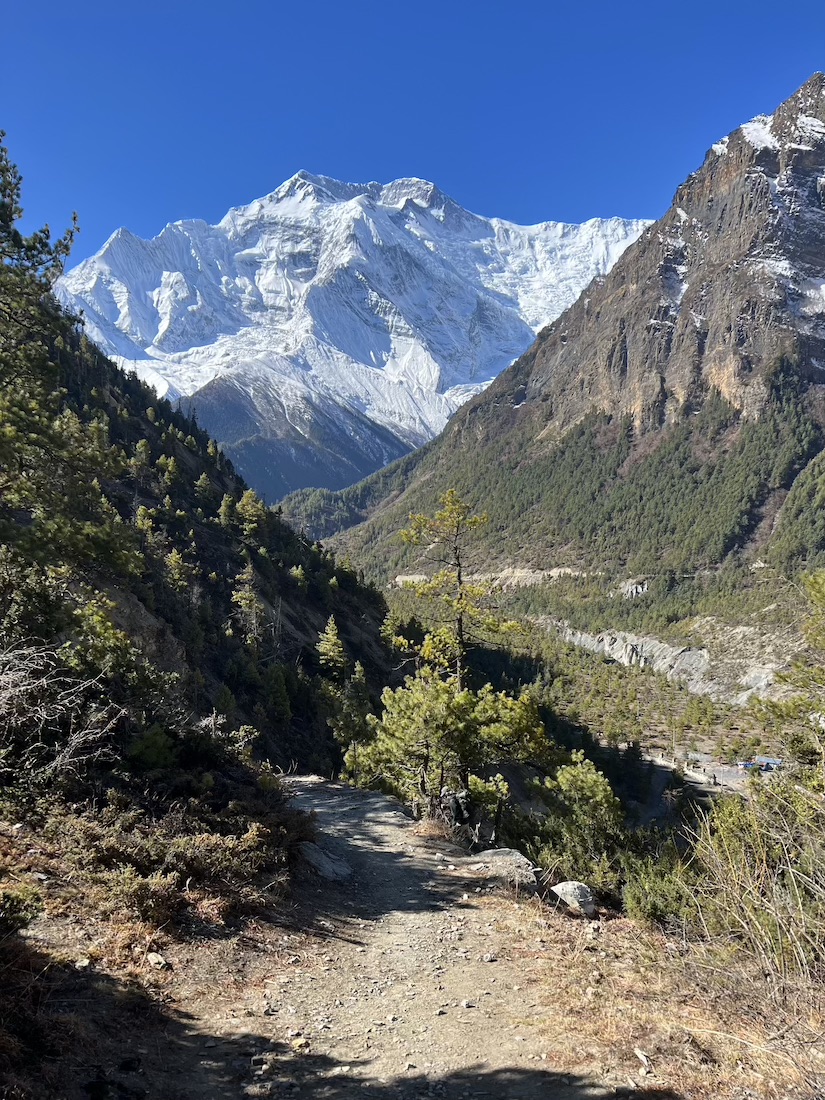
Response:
[57, 173, 648, 498]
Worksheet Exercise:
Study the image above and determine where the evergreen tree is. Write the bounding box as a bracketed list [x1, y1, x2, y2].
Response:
[358, 669, 546, 806]
[317, 615, 347, 683]
[237, 488, 267, 541]
[194, 471, 213, 506]
[401, 490, 494, 686]
[218, 493, 236, 528]
[230, 562, 266, 647]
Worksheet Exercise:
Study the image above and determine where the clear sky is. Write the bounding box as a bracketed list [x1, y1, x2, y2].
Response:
[6, 1, 825, 263]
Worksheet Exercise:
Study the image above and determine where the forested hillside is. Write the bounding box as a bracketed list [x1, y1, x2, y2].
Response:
[286, 369, 824, 579]
[0, 132, 397, 944]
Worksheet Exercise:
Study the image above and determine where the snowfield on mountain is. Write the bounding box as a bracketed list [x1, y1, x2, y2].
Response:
[56, 173, 647, 496]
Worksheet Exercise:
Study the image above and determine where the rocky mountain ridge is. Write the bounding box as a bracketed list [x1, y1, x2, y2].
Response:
[504, 71, 825, 437]
[286, 75, 825, 583]
[56, 174, 647, 498]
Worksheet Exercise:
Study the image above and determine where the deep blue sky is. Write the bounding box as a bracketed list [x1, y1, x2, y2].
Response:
[6, 1, 825, 263]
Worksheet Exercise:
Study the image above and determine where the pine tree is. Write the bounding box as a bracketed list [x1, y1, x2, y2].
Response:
[237, 488, 267, 541]
[317, 615, 347, 683]
[230, 561, 266, 647]
[194, 471, 213, 506]
[0, 134, 122, 565]
[359, 669, 546, 805]
[218, 493, 236, 528]
[400, 490, 506, 686]
[166, 548, 192, 592]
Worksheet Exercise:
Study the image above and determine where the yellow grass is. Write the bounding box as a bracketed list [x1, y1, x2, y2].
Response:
[490, 897, 825, 1098]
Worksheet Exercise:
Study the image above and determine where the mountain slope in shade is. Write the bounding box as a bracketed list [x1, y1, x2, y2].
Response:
[56, 175, 647, 497]
[284, 75, 825, 577]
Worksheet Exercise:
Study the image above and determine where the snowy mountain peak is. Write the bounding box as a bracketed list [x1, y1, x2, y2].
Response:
[56, 174, 649, 498]
[270, 170, 372, 207]
[378, 177, 451, 210]
[711, 72, 825, 159]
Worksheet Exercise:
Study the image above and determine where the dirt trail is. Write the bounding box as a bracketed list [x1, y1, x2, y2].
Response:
[25, 778, 684, 1099]
[213, 777, 665, 1099]
[278, 776, 582, 1095]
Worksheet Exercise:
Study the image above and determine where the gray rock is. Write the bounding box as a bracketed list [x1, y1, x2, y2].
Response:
[546, 619, 797, 706]
[298, 842, 353, 881]
[474, 848, 538, 889]
[550, 880, 597, 918]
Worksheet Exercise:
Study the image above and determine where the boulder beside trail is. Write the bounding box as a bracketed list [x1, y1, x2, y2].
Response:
[549, 880, 597, 917]
[473, 848, 538, 890]
[298, 841, 353, 881]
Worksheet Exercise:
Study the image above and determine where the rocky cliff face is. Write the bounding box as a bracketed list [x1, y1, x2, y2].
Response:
[545, 619, 804, 706]
[292, 76, 825, 578]
[485, 74, 825, 439]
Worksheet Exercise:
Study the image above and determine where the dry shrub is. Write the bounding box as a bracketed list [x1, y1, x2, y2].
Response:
[688, 777, 825, 987]
[0, 644, 120, 788]
[493, 896, 825, 1099]
[412, 816, 455, 842]
[38, 781, 313, 928]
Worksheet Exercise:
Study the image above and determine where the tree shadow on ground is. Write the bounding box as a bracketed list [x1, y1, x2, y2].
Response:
[239, 1042, 686, 1099]
[0, 928, 684, 1099]
[283, 780, 498, 931]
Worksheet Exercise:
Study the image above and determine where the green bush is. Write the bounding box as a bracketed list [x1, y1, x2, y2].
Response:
[128, 724, 179, 771]
[163, 822, 276, 886]
[528, 755, 628, 896]
[622, 852, 690, 927]
[0, 884, 42, 935]
[102, 867, 183, 925]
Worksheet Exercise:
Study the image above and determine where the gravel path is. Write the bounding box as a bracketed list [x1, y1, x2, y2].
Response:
[32, 777, 679, 1098]
[226, 776, 663, 1099]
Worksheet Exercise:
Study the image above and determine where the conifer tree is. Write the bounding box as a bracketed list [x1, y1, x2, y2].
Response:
[317, 615, 347, 683]
[401, 490, 506, 686]
[237, 488, 267, 541]
[230, 561, 266, 646]
[218, 493, 236, 528]
[194, 471, 213, 506]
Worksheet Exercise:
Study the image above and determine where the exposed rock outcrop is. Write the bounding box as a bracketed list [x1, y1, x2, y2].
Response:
[298, 841, 354, 881]
[472, 849, 538, 890]
[542, 617, 803, 705]
[502, 73, 825, 438]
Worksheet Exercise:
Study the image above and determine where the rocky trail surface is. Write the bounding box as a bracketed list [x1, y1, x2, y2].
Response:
[271, 777, 605, 1099]
[160, 778, 679, 1100]
[25, 779, 692, 1099]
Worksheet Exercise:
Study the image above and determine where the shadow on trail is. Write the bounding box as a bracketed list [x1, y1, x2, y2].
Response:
[1, 931, 684, 1099]
[239, 1042, 686, 1099]
[285, 778, 474, 928]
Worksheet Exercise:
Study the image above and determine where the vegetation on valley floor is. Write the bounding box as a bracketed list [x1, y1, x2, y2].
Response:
[503, 558, 802, 644]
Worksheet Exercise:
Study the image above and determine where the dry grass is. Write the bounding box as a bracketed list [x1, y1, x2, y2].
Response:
[412, 816, 457, 842]
[489, 896, 825, 1099]
[0, 783, 314, 1094]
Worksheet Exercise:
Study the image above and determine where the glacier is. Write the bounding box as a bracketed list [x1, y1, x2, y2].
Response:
[56, 172, 649, 498]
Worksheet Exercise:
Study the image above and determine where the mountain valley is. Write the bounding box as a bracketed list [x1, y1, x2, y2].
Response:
[286, 75, 825, 590]
[5, 72, 825, 1100]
